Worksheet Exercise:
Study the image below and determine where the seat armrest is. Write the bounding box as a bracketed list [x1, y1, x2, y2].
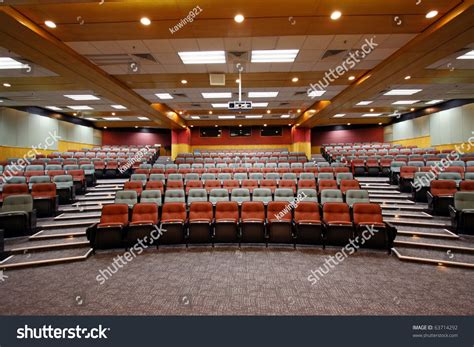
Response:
[448, 205, 457, 219]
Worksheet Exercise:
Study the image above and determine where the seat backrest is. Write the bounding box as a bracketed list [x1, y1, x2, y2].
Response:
[140, 190, 162, 205]
[319, 179, 338, 190]
[31, 183, 56, 197]
[281, 173, 296, 181]
[267, 201, 292, 221]
[161, 202, 186, 222]
[340, 179, 360, 193]
[209, 188, 229, 203]
[252, 188, 272, 203]
[345, 189, 370, 206]
[231, 188, 251, 203]
[166, 180, 184, 190]
[336, 172, 353, 184]
[2, 183, 29, 198]
[124, 181, 143, 191]
[1, 194, 33, 213]
[146, 180, 163, 190]
[438, 172, 461, 181]
[466, 172, 474, 180]
[320, 189, 343, 204]
[265, 173, 279, 180]
[164, 189, 185, 203]
[114, 190, 138, 206]
[149, 173, 166, 182]
[215, 201, 239, 221]
[131, 174, 147, 182]
[299, 173, 315, 180]
[241, 201, 265, 221]
[100, 204, 129, 225]
[6, 176, 27, 184]
[189, 201, 213, 220]
[297, 189, 318, 202]
[454, 191, 474, 211]
[168, 173, 183, 181]
[298, 179, 316, 189]
[294, 201, 320, 222]
[274, 188, 294, 202]
[318, 173, 334, 180]
[322, 202, 351, 223]
[352, 203, 383, 225]
[460, 180, 474, 191]
[261, 179, 277, 188]
[430, 180, 457, 196]
[132, 203, 158, 224]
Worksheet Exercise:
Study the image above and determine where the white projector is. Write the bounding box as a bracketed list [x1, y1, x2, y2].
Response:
[228, 101, 252, 110]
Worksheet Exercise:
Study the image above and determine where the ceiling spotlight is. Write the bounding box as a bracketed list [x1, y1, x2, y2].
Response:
[266, 110, 271, 114]
[292, 77, 299, 82]
[181, 79, 188, 84]
[410, 108, 415, 111]
[209, 111, 213, 114]
[330, 11, 342, 20]
[426, 10, 438, 19]
[190, 125, 194, 128]
[239, 124, 242, 127]
[214, 125, 218, 127]
[236, 79, 240, 83]
[288, 124, 292, 126]
[112, 112, 116, 116]
[297, 109, 301, 113]
[3, 83, 11, 87]
[179, 111, 183, 115]
[370, 108, 374, 112]
[404, 75, 411, 80]
[234, 14, 245, 23]
[378, 122, 383, 125]
[44, 20, 56, 28]
[135, 126, 138, 129]
[103, 126, 107, 129]
[347, 123, 351, 126]
[263, 124, 267, 127]
[348, 76, 355, 81]
[296, 123, 300, 127]
[140, 17, 151, 26]
[73, 113, 77, 116]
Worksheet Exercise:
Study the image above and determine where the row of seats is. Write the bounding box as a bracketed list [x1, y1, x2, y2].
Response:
[427, 180, 474, 215]
[0, 181, 74, 205]
[86, 201, 397, 251]
[450, 192, 474, 235]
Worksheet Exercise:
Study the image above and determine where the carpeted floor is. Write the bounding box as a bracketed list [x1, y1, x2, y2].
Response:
[1, 244, 473, 316]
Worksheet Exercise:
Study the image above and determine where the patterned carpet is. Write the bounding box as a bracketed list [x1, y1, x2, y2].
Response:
[1, 244, 473, 315]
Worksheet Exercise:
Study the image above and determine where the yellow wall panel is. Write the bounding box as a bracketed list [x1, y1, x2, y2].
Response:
[389, 136, 432, 148]
[0, 140, 96, 161]
[291, 142, 311, 159]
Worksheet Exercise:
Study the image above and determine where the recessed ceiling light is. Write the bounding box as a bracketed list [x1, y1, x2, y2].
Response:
[67, 105, 93, 110]
[292, 77, 299, 83]
[245, 115, 263, 119]
[392, 100, 420, 105]
[426, 10, 438, 19]
[384, 89, 422, 96]
[295, 123, 299, 127]
[263, 124, 267, 127]
[140, 17, 151, 26]
[202, 92, 232, 99]
[425, 100, 443, 105]
[181, 79, 188, 84]
[111, 112, 116, 116]
[370, 108, 374, 112]
[330, 11, 342, 20]
[73, 113, 77, 116]
[252, 102, 269, 108]
[348, 76, 355, 81]
[249, 91, 279, 98]
[239, 124, 242, 127]
[404, 75, 411, 80]
[85, 118, 97, 121]
[251, 49, 299, 63]
[44, 20, 56, 28]
[347, 123, 351, 126]
[308, 90, 326, 97]
[456, 50, 474, 60]
[333, 114, 346, 118]
[103, 117, 122, 120]
[155, 93, 173, 100]
[234, 14, 245, 23]
[281, 115, 290, 118]
[208, 111, 213, 115]
[45, 106, 62, 111]
[111, 105, 127, 110]
[135, 126, 139, 129]
[214, 125, 218, 127]
[266, 110, 271, 114]
[191, 116, 200, 120]
[138, 117, 149, 120]
[103, 126, 107, 129]
[236, 79, 240, 83]
[362, 113, 383, 117]
[0, 57, 30, 70]
[211, 103, 228, 108]
[297, 109, 301, 113]
[288, 124, 292, 126]
[179, 111, 183, 115]
[218, 115, 235, 119]
[410, 108, 415, 111]
[378, 122, 383, 125]
[3, 83, 11, 87]
[178, 51, 226, 64]
[356, 101, 373, 106]
[190, 125, 194, 128]
[64, 94, 100, 101]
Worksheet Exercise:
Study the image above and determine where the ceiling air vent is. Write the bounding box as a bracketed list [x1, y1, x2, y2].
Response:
[191, 103, 201, 107]
[321, 49, 347, 60]
[209, 74, 226, 86]
[294, 91, 308, 96]
[172, 93, 187, 98]
[132, 53, 157, 63]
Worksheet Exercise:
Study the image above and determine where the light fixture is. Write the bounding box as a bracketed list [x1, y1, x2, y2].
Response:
[362, 113, 383, 117]
[263, 124, 267, 127]
[0, 57, 30, 70]
[214, 125, 218, 127]
[251, 49, 299, 63]
[378, 122, 383, 125]
[44, 20, 56, 28]
[348, 76, 355, 81]
[138, 117, 149, 120]
[384, 89, 422, 96]
[64, 94, 100, 101]
[155, 93, 174, 100]
[3, 83, 11, 87]
[182, 125, 186, 128]
[234, 14, 245, 23]
[456, 50, 474, 60]
[181, 79, 188, 84]
[111, 112, 116, 116]
[245, 115, 263, 119]
[370, 108, 374, 112]
[73, 113, 77, 116]
[425, 100, 443, 105]
[201, 92, 232, 99]
[404, 75, 411, 80]
[85, 118, 97, 121]
[103, 117, 122, 120]
[292, 77, 299, 82]
[103, 126, 107, 129]
[295, 123, 299, 127]
[410, 108, 415, 111]
[140, 17, 151, 26]
[297, 109, 301, 113]
[426, 10, 438, 19]
[135, 126, 139, 129]
[191, 116, 200, 120]
[67, 106, 93, 110]
[111, 105, 127, 110]
[356, 101, 373, 106]
[330, 11, 342, 20]
[190, 125, 194, 128]
[308, 90, 326, 97]
[252, 102, 269, 107]
[209, 111, 213, 114]
[266, 110, 271, 114]
[347, 123, 351, 126]
[248, 91, 279, 98]
[211, 103, 229, 108]
[218, 115, 235, 119]
[179, 111, 183, 115]
[392, 100, 420, 105]
[333, 114, 346, 118]
[178, 51, 226, 64]
[239, 124, 242, 127]
[45, 106, 62, 111]
[281, 115, 290, 118]
[288, 124, 292, 126]
[236, 79, 240, 83]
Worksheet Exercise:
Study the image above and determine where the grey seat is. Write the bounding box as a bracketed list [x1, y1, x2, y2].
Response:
[28, 175, 51, 189]
[231, 188, 251, 203]
[249, 173, 264, 181]
[217, 173, 232, 181]
[130, 174, 147, 186]
[345, 189, 370, 207]
[438, 172, 462, 184]
[187, 188, 208, 206]
[201, 173, 216, 182]
[0, 194, 36, 237]
[6, 176, 27, 184]
[274, 188, 294, 202]
[407, 161, 425, 168]
[265, 172, 279, 180]
[209, 188, 229, 203]
[320, 189, 343, 204]
[80, 164, 95, 175]
[318, 173, 334, 181]
[63, 164, 79, 171]
[281, 173, 297, 181]
[184, 173, 199, 182]
[153, 163, 165, 170]
[317, 162, 330, 168]
[299, 172, 315, 181]
[278, 163, 290, 168]
[252, 188, 272, 203]
[164, 189, 185, 203]
[114, 190, 138, 208]
[26, 165, 44, 172]
[140, 190, 162, 206]
[336, 172, 354, 185]
[265, 163, 277, 169]
[45, 165, 62, 172]
[165, 164, 178, 170]
[167, 173, 183, 181]
[233, 173, 248, 182]
[53, 175, 73, 189]
[297, 188, 318, 203]
[149, 173, 166, 183]
[390, 161, 405, 173]
[465, 172, 474, 180]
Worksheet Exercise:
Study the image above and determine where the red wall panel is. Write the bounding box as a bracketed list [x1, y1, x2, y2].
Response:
[102, 130, 171, 146]
[191, 126, 292, 146]
[311, 127, 384, 146]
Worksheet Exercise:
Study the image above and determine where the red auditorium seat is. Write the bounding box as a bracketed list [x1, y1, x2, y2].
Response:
[145, 180, 164, 194]
[31, 183, 58, 216]
[86, 204, 129, 249]
[241, 179, 259, 193]
[334, 167, 350, 174]
[260, 179, 277, 193]
[213, 201, 239, 243]
[1, 184, 29, 201]
[126, 203, 159, 246]
[444, 166, 465, 179]
[134, 169, 150, 177]
[124, 181, 143, 196]
[339, 180, 360, 194]
[266, 201, 294, 246]
[204, 180, 221, 193]
[298, 179, 316, 190]
[460, 180, 474, 191]
[322, 202, 354, 246]
[318, 179, 338, 192]
[279, 179, 297, 193]
[160, 202, 187, 244]
[166, 180, 184, 190]
[240, 201, 266, 243]
[427, 180, 458, 215]
[188, 201, 213, 244]
[222, 180, 240, 193]
[47, 170, 66, 178]
[399, 166, 419, 192]
[68, 169, 86, 193]
[294, 201, 323, 246]
[185, 180, 203, 194]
